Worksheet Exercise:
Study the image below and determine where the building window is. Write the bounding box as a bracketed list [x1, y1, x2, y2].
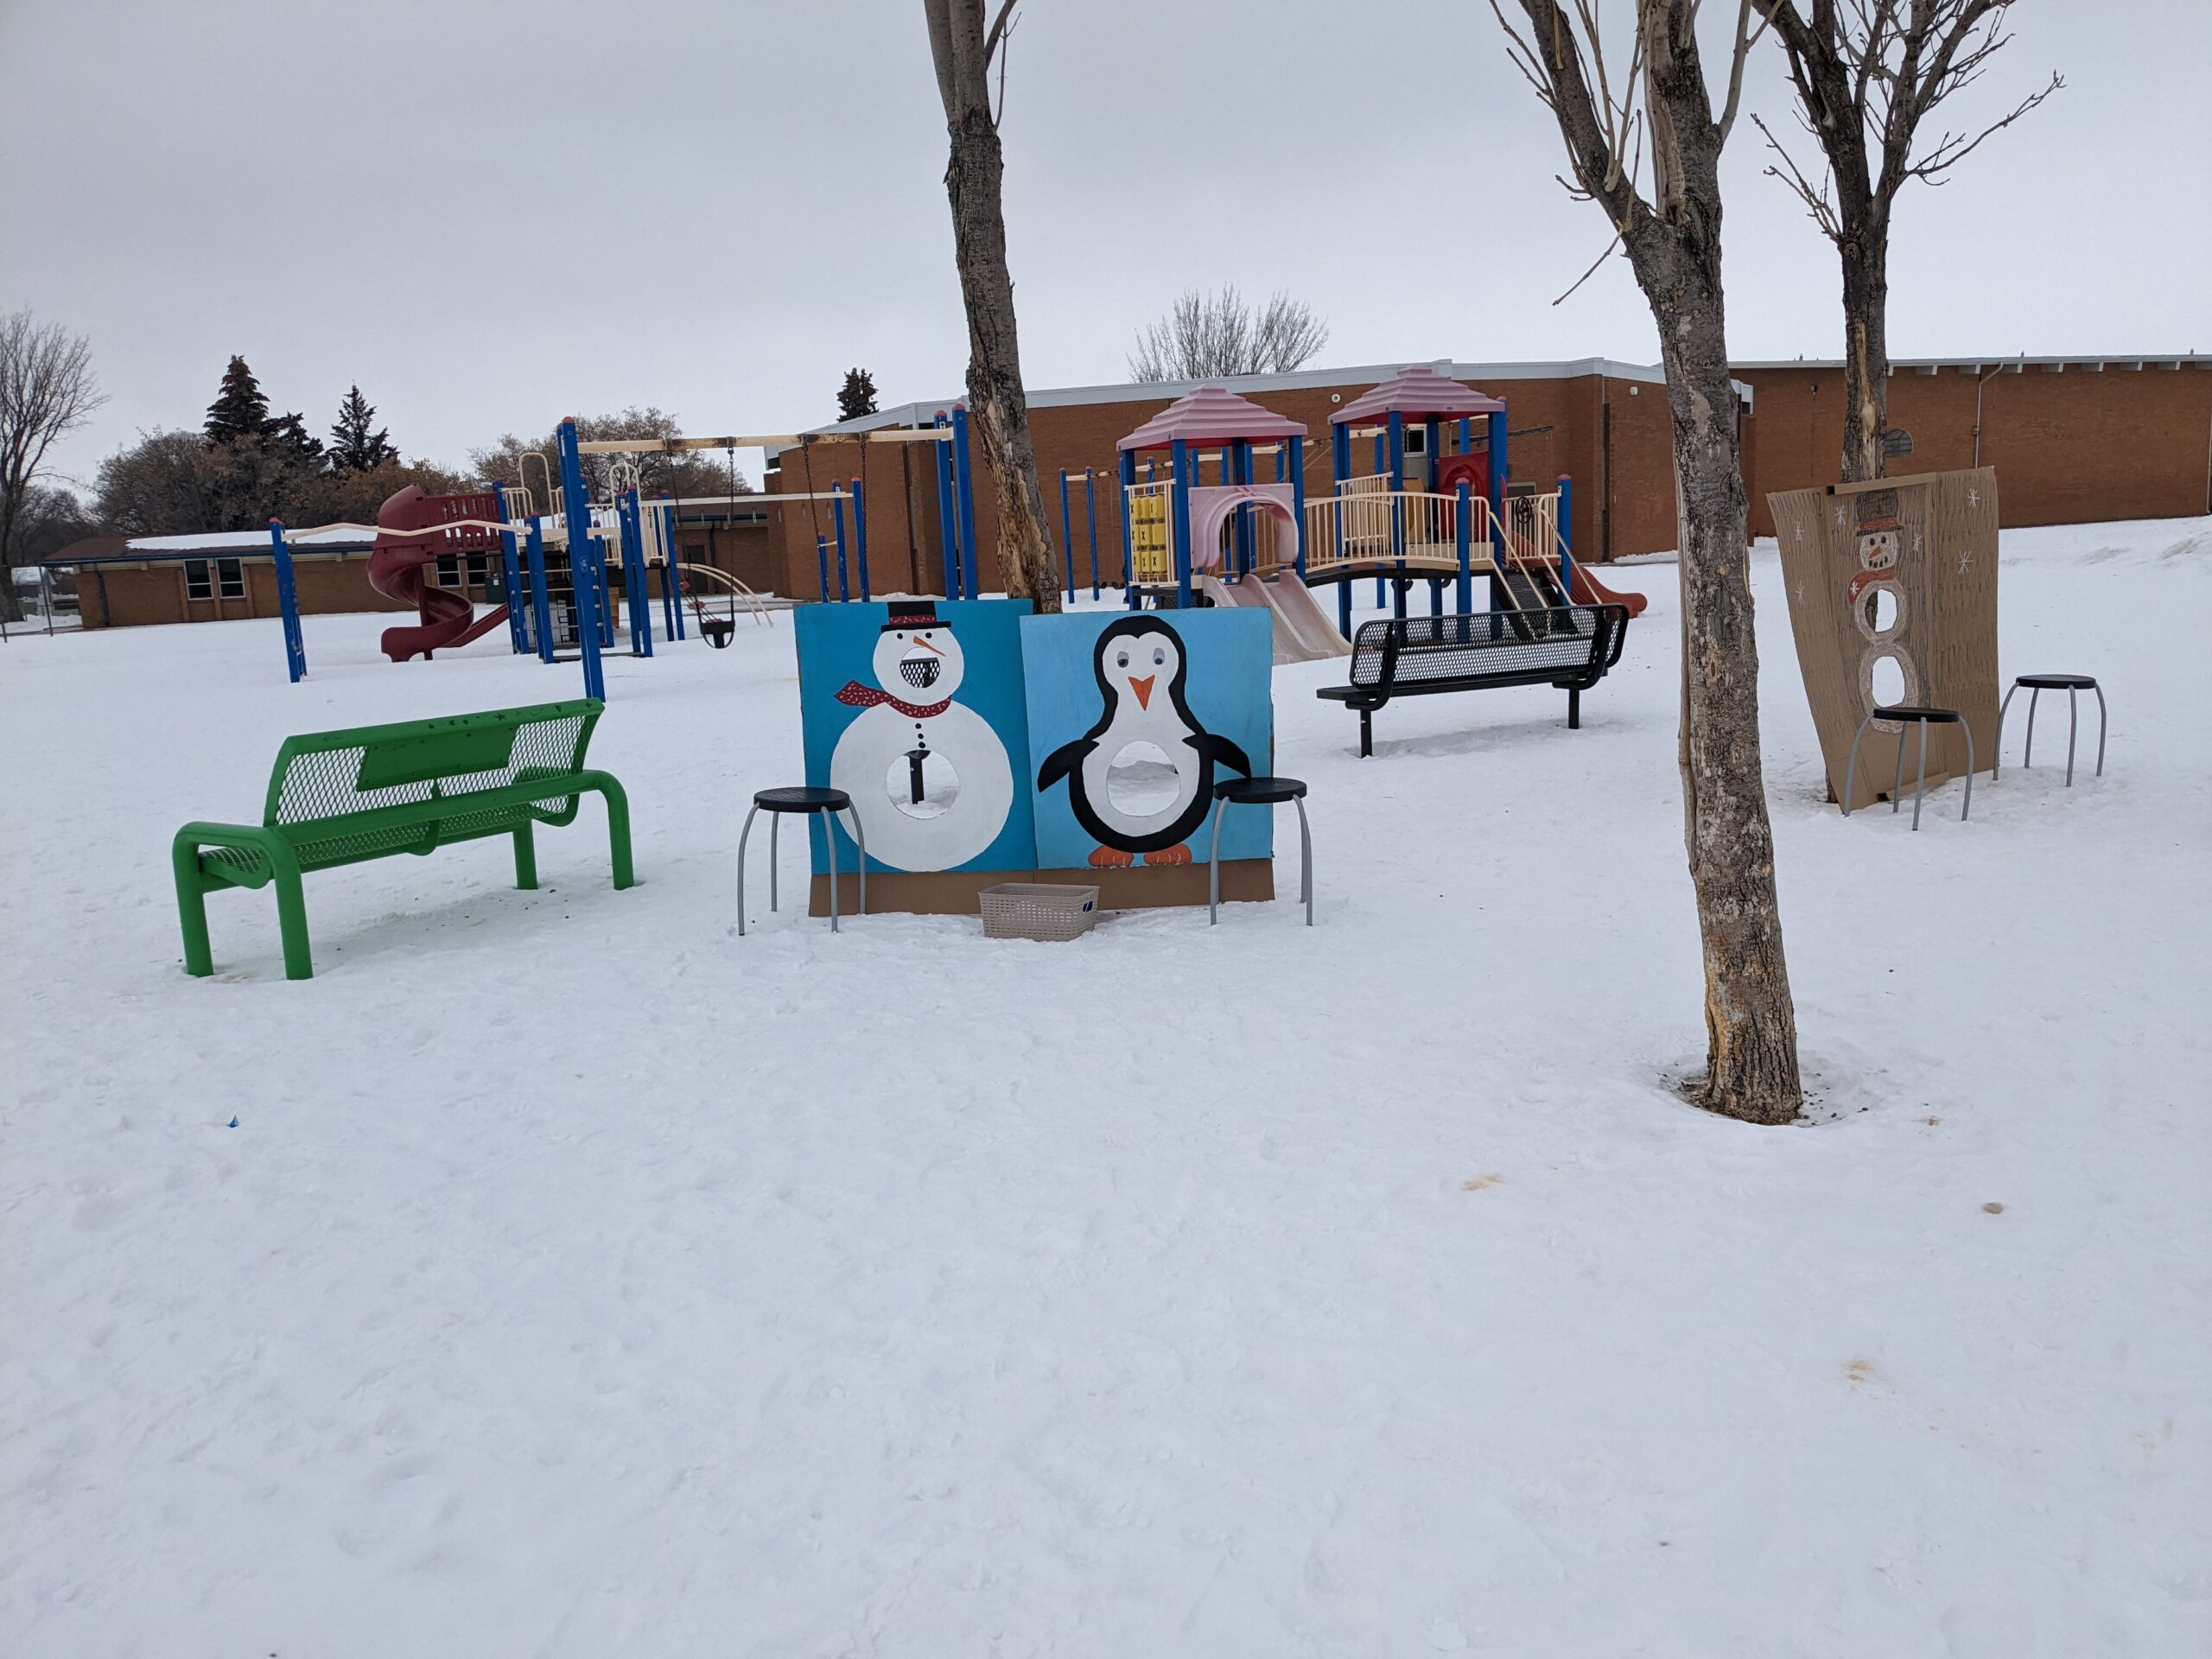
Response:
[435, 555, 461, 588]
[184, 559, 213, 601]
[216, 558, 245, 600]
[465, 552, 488, 588]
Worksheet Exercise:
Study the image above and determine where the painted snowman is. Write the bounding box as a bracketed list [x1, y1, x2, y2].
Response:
[830, 601, 1014, 872]
[1846, 490, 1917, 723]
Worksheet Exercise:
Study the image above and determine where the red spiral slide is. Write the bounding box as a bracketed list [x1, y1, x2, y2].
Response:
[368, 485, 511, 662]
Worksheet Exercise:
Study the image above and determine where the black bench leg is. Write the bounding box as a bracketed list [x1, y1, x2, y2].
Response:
[1359, 708, 1372, 759]
[1568, 687, 1581, 730]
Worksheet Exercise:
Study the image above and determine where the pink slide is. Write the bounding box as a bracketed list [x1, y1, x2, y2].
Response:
[368, 486, 512, 662]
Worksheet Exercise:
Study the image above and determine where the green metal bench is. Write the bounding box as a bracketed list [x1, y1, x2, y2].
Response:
[173, 699, 632, 981]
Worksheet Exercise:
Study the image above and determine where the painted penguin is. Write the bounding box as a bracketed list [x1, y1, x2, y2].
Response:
[830, 601, 1014, 872]
[1036, 615, 1251, 868]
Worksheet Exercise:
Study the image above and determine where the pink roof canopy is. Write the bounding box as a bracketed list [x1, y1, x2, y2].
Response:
[1117, 385, 1308, 453]
[1331, 365, 1505, 426]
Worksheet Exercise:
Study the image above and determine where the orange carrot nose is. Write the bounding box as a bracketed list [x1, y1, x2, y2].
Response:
[1130, 674, 1155, 709]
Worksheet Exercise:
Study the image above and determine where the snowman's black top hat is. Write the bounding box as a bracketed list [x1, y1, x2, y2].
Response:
[882, 601, 941, 632]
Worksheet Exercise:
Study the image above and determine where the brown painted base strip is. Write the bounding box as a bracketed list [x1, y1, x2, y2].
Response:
[808, 859, 1274, 918]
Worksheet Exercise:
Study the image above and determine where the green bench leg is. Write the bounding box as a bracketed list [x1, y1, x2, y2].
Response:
[272, 856, 314, 981]
[582, 771, 635, 890]
[513, 823, 538, 890]
[172, 836, 215, 978]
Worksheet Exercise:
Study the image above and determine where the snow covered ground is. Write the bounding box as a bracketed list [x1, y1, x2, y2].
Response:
[3, 518, 2206, 1656]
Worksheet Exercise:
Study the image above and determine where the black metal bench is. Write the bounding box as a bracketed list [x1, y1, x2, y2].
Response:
[1316, 604, 1630, 756]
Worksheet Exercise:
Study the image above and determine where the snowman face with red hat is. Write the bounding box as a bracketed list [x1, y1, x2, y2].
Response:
[867, 601, 965, 708]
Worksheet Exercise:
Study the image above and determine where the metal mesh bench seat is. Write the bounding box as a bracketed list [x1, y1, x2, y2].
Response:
[1317, 604, 1630, 755]
[172, 699, 633, 981]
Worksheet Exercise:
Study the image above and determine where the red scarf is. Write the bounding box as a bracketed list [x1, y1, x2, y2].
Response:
[836, 681, 950, 719]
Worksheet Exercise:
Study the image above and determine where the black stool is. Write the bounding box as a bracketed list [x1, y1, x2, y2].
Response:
[737, 787, 867, 935]
[1843, 706, 1975, 831]
[1208, 776, 1313, 925]
[1995, 674, 2104, 786]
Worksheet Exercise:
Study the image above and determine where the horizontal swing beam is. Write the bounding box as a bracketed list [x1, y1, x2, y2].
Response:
[575, 429, 953, 455]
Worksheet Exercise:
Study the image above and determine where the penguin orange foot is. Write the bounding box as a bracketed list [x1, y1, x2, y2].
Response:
[1144, 843, 1192, 867]
[1087, 846, 1137, 868]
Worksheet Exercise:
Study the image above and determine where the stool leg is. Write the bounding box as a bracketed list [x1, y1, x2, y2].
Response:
[844, 807, 868, 918]
[1911, 720, 1929, 830]
[1208, 800, 1225, 925]
[826, 810, 840, 934]
[1892, 721, 1908, 814]
[769, 810, 779, 912]
[2094, 683, 2107, 776]
[1296, 797, 1313, 926]
[2024, 686, 2040, 768]
[2064, 687, 2078, 786]
[1993, 683, 2017, 778]
[736, 804, 760, 937]
[1843, 713, 1874, 817]
[1961, 721, 1975, 823]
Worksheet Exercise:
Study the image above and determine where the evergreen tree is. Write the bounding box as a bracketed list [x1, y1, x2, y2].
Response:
[327, 385, 397, 472]
[837, 368, 879, 422]
[204, 355, 270, 443]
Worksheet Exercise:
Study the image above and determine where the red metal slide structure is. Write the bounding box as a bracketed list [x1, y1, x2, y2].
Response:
[368, 485, 512, 662]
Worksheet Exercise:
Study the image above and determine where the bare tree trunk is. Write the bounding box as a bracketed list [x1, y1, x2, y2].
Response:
[922, 0, 1058, 612]
[1838, 213, 1890, 483]
[1503, 0, 1802, 1123]
[1648, 269, 1803, 1122]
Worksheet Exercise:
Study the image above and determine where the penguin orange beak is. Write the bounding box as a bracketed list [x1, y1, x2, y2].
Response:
[1130, 674, 1155, 709]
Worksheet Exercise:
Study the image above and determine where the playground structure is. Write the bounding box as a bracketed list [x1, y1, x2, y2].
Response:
[269, 413, 982, 700]
[1108, 368, 1648, 663]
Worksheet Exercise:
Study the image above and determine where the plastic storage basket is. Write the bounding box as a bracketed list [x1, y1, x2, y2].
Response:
[978, 882, 1101, 942]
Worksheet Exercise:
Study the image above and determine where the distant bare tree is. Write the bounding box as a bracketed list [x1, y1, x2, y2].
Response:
[1128, 287, 1331, 383]
[1754, 1, 2061, 481]
[1493, 0, 1803, 1125]
[0, 311, 105, 621]
[922, 0, 1059, 610]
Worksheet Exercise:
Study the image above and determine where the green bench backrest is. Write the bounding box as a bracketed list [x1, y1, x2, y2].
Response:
[263, 700, 604, 829]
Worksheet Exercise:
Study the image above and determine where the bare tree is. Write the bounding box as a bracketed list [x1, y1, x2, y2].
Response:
[0, 311, 105, 622]
[921, 0, 1059, 611]
[1492, 0, 1802, 1125]
[1128, 286, 1332, 383]
[1753, 2, 2060, 481]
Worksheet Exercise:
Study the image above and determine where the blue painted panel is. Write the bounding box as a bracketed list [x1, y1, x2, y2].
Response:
[794, 598, 1036, 875]
[1020, 608, 1274, 870]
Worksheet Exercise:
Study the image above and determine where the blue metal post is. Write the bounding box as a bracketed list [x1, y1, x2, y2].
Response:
[1387, 410, 1408, 618]
[850, 478, 872, 601]
[1233, 442, 1254, 576]
[659, 499, 683, 640]
[1556, 474, 1574, 602]
[614, 486, 645, 654]
[1288, 436, 1307, 582]
[1058, 467, 1075, 601]
[268, 520, 306, 683]
[831, 490, 850, 601]
[1084, 470, 1100, 599]
[933, 416, 958, 598]
[1169, 436, 1193, 609]
[1486, 409, 1510, 531]
[492, 483, 527, 654]
[555, 419, 605, 701]
[1455, 482, 1474, 614]
[952, 407, 978, 599]
[526, 520, 554, 663]
[1118, 449, 1137, 608]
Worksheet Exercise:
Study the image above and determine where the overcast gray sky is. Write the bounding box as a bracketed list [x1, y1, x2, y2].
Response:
[3, 1, 2206, 496]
